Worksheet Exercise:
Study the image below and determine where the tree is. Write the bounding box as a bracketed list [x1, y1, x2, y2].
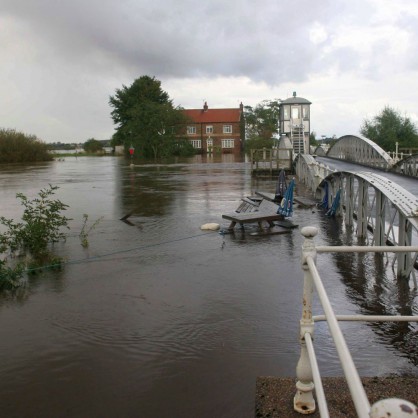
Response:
[309, 131, 319, 147]
[360, 106, 418, 151]
[109, 76, 188, 159]
[83, 138, 103, 153]
[243, 100, 280, 151]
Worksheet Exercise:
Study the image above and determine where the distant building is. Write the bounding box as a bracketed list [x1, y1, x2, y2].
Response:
[279, 92, 311, 155]
[181, 102, 245, 154]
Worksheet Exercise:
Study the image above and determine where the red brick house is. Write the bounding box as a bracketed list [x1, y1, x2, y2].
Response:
[181, 102, 245, 154]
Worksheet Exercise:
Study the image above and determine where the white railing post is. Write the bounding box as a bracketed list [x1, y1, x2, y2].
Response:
[294, 226, 318, 414]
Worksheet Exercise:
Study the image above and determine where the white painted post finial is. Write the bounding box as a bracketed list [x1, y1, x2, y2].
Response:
[301, 226, 318, 239]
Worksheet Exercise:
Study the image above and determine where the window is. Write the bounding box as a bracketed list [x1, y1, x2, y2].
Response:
[222, 139, 234, 148]
[302, 105, 309, 120]
[206, 138, 213, 147]
[291, 107, 299, 119]
[223, 125, 232, 134]
[206, 125, 213, 134]
[187, 126, 196, 135]
[190, 139, 201, 148]
[283, 105, 290, 120]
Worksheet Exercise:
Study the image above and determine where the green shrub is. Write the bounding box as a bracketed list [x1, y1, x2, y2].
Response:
[0, 260, 24, 290]
[15, 185, 70, 259]
[0, 128, 52, 163]
[0, 185, 70, 288]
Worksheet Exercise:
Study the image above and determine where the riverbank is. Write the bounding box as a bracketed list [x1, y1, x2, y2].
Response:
[255, 376, 418, 417]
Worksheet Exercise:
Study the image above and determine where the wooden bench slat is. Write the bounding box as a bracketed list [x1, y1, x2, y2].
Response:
[222, 212, 283, 222]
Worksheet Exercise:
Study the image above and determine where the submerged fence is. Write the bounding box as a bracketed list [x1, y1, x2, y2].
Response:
[250, 148, 293, 175]
[295, 226, 418, 417]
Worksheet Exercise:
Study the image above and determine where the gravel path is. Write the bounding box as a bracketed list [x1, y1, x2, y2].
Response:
[255, 376, 418, 417]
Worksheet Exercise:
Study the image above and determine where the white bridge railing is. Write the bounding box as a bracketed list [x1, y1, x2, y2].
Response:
[295, 226, 418, 417]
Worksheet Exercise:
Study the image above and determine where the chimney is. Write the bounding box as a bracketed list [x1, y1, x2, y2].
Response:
[203, 101, 208, 112]
[239, 102, 244, 111]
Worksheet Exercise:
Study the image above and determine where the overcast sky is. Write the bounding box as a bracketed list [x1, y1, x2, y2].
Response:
[1, 0, 418, 143]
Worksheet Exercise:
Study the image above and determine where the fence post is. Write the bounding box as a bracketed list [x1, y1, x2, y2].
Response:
[294, 226, 318, 414]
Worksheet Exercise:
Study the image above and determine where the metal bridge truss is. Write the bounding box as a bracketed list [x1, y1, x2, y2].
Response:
[392, 153, 418, 177]
[313, 145, 327, 156]
[294, 154, 418, 281]
[312, 137, 417, 178]
[320, 171, 418, 281]
[327, 135, 393, 169]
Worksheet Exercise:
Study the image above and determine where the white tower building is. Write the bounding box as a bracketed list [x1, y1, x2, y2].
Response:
[279, 92, 311, 155]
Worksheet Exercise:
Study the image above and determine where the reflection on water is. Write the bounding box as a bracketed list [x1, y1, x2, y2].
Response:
[320, 215, 418, 366]
[0, 156, 417, 418]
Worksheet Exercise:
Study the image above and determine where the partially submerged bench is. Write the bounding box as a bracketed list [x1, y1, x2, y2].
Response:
[255, 190, 317, 208]
[235, 196, 262, 213]
[222, 198, 284, 230]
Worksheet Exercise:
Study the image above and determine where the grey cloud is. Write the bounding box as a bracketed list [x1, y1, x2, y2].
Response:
[1, 0, 348, 83]
[2, 0, 416, 142]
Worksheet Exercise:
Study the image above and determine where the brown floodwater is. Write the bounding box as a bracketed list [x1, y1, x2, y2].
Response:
[0, 155, 417, 417]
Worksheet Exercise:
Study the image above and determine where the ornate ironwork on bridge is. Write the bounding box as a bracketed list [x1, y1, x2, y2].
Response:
[327, 135, 393, 169]
[294, 154, 418, 281]
[313, 135, 417, 178]
[392, 153, 418, 177]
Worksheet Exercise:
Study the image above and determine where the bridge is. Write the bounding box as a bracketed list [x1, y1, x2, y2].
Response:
[266, 135, 418, 416]
[314, 134, 418, 178]
[295, 153, 418, 282]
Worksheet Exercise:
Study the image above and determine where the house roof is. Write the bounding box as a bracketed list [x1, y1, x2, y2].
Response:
[183, 104, 242, 123]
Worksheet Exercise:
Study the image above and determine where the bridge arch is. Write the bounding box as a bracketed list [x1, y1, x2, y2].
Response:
[313, 145, 327, 156]
[318, 170, 418, 279]
[392, 154, 418, 178]
[327, 135, 394, 170]
[294, 155, 418, 279]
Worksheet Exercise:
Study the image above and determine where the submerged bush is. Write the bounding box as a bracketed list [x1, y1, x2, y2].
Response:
[79, 214, 103, 248]
[0, 185, 70, 288]
[0, 128, 53, 163]
[14, 185, 70, 259]
[0, 260, 24, 290]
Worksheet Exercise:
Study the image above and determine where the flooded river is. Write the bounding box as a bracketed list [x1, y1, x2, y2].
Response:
[0, 155, 417, 417]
